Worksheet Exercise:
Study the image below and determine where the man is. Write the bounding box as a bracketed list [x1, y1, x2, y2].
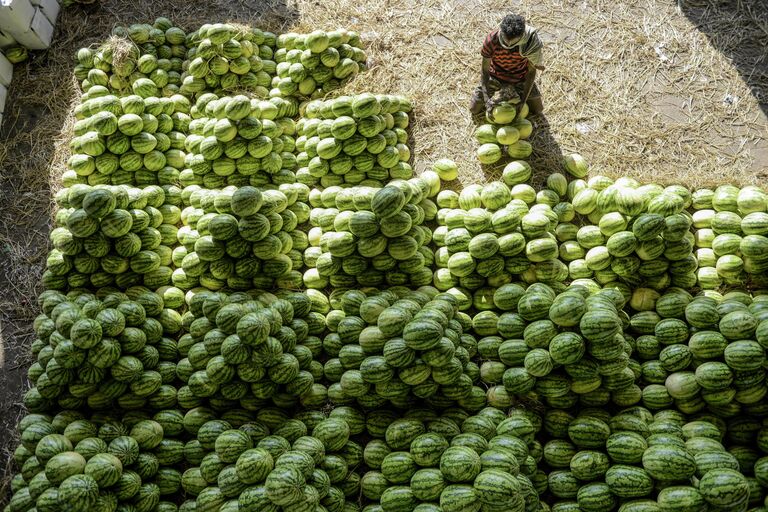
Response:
[470, 14, 544, 118]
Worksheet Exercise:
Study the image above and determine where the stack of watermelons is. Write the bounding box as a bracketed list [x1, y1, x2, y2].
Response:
[8, 410, 189, 512]
[431, 165, 704, 305]
[177, 414, 362, 512]
[361, 408, 542, 512]
[316, 288, 483, 409]
[171, 92, 309, 291]
[179, 92, 300, 188]
[272, 29, 368, 99]
[182, 25, 366, 99]
[44, 185, 182, 291]
[474, 101, 534, 165]
[74, 18, 188, 97]
[24, 288, 183, 415]
[296, 94, 413, 188]
[6, 15, 768, 512]
[627, 288, 767, 415]
[469, 283, 638, 410]
[689, 185, 768, 289]
[64, 85, 191, 188]
[172, 289, 324, 407]
[538, 408, 754, 511]
[303, 180, 438, 289]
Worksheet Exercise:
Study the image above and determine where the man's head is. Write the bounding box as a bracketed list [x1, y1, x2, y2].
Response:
[499, 14, 526, 48]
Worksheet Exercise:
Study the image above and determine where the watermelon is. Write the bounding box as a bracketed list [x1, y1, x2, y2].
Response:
[265, 465, 306, 505]
[473, 468, 519, 504]
[386, 419, 426, 450]
[410, 432, 449, 467]
[563, 154, 588, 178]
[577, 482, 616, 512]
[440, 446, 481, 483]
[43, 453, 86, 487]
[433, 159, 459, 181]
[656, 486, 707, 512]
[215, 429, 253, 463]
[641, 444, 695, 480]
[698, 468, 750, 507]
[477, 144, 502, 165]
[439, 484, 480, 512]
[606, 432, 647, 464]
[58, 474, 100, 512]
[84, 452, 123, 487]
[380, 451, 417, 484]
[568, 417, 611, 449]
[604, 465, 653, 498]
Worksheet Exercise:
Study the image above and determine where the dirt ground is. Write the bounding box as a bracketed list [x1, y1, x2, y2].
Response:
[0, 0, 766, 498]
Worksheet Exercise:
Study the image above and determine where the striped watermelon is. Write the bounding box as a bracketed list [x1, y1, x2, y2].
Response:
[410, 467, 445, 501]
[83, 453, 123, 487]
[473, 469, 519, 504]
[440, 446, 481, 483]
[698, 468, 749, 507]
[362, 470, 390, 500]
[58, 474, 100, 511]
[439, 484, 480, 512]
[381, 451, 418, 484]
[656, 486, 707, 512]
[570, 450, 610, 480]
[606, 432, 647, 464]
[380, 485, 417, 512]
[385, 419, 426, 450]
[265, 466, 305, 505]
[313, 418, 351, 452]
[604, 465, 653, 498]
[45, 451, 87, 485]
[576, 482, 616, 512]
[579, 310, 621, 343]
[410, 433, 449, 467]
[568, 417, 611, 449]
[641, 444, 695, 481]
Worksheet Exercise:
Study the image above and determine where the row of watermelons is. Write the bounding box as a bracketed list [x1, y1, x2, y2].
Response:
[430, 161, 768, 294]
[60, 64, 768, 296]
[16, 280, 768, 510]
[26, 277, 768, 418]
[8, 404, 366, 512]
[76, 20, 366, 100]
[6, 15, 768, 512]
[12, 394, 768, 512]
[536, 406, 760, 511]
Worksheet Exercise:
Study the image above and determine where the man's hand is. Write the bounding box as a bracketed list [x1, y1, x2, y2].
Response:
[485, 91, 499, 114]
[521, 64, 537, 105]
[481, 84, 491, 105]
[501, 87, 521, 105]
[480, 58, 492, 109]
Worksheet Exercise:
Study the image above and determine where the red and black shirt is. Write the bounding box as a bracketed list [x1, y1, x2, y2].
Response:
[481, 28, 543, 84]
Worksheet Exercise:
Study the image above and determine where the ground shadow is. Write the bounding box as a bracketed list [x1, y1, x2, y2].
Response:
[527, 112, 566, 187]
[0, 0, 300, 502]
[678, 0, 768, 118]
[0, 55, 62, 506]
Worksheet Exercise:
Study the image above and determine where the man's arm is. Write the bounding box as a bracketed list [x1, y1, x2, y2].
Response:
[480, 57, 491, 104]
[521, 62, 537, 103]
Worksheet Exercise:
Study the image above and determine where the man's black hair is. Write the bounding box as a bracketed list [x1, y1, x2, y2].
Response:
[500, 14, 526, 39]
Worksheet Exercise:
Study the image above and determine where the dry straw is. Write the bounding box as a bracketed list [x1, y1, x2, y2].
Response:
[102, 34, 140, 70]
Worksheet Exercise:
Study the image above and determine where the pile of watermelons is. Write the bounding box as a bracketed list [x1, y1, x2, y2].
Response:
[5, 17, 768, 512]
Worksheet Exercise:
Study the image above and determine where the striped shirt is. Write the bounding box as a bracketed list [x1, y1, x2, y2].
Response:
[481, 26, 543, 83]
